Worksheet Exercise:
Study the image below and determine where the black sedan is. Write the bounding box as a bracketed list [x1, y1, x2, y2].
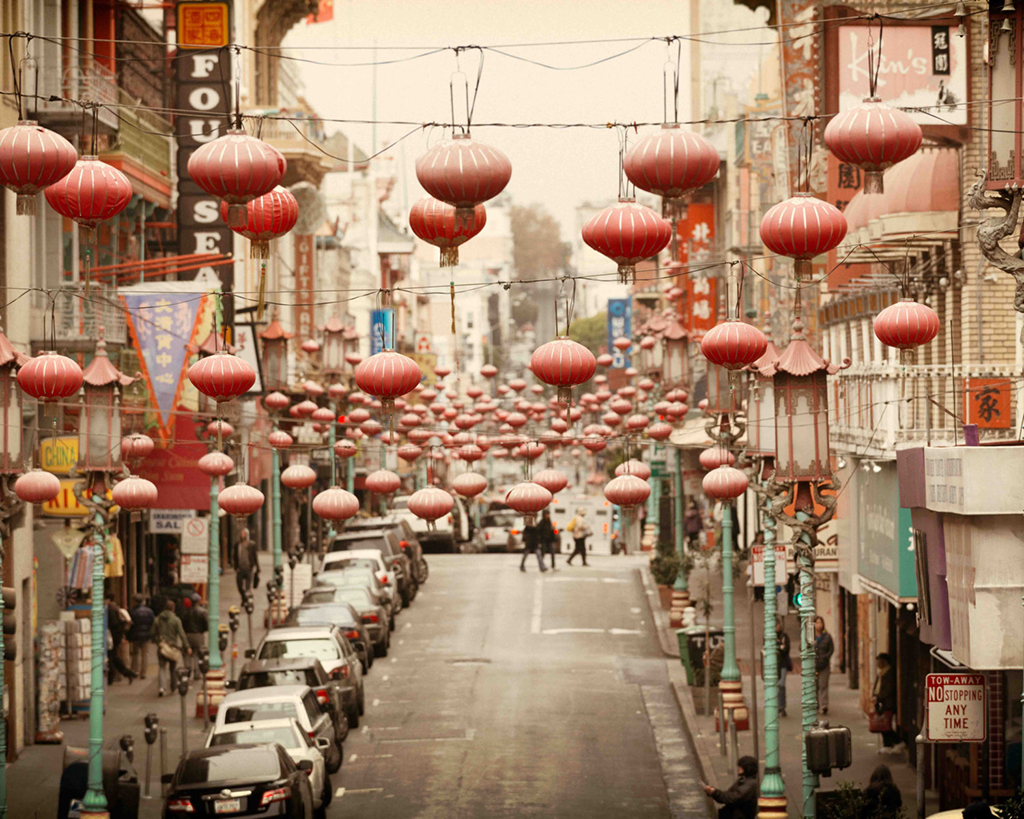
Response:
[163, 743, 315, 818]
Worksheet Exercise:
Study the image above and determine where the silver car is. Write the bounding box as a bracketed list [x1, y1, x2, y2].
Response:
[205, 717, 332, 813]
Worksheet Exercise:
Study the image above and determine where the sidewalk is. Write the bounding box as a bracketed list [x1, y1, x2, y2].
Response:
[10, 552, 280, 819]
[640, 563, 930, 817]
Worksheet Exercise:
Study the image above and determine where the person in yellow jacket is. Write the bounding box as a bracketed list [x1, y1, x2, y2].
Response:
[565, 508, 592, 566]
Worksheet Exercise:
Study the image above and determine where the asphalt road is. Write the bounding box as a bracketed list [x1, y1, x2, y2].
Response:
[326, 553, 710, 819]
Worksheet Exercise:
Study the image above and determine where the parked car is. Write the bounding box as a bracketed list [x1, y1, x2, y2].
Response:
[321, 549, 399, 612]
[315, 567, 396, 627]
[481, 503, 526, 552]
[342, 515, 428, 584]
[251, 626, 364, 729]
[205, 718, 331, 813]
[328, 529, 416, 605]
[164, 744, 315, 819]
[232, 658, 347, 743]
[214, 685, 340, 774]
[284, 600, 374, 673]
[302, 584, 390, 657]
[390, 494, 471, 553]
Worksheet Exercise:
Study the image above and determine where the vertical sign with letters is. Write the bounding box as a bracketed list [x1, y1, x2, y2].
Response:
[175, 2, 234, 322]
[294, 235, 315, 340]
[606, 299, 631, 369]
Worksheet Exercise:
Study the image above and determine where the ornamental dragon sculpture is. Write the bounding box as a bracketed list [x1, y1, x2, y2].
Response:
[967, 172, 1024, 327]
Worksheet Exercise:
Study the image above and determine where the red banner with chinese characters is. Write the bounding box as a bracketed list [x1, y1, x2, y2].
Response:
[675, 202, 715, 268]
[826, 154, 870, 291]
[683, 274, 717, 341]
[136, 411, 212, 510]
[294, 235, 315, 341]
[964, 378, 1011, 429]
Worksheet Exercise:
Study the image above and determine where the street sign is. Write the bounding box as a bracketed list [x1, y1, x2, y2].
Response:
[926, 673, 986, 742]
[179, 554, 209, 584]
[41, 480, 90, 517]
[180, 517, 209, 555]
[751, 543, 788, 586]
[149, 509, 197, 534]
[40, 437, 78, 474]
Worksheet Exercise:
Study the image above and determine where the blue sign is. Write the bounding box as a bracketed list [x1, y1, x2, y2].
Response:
[369, 308, 395, 356]
[606, 299, 631, 368]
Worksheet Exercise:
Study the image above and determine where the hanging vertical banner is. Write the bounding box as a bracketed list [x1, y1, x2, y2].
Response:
[294, 235, 315, 340]
[122, 292, 208, 436]
[683, 275, 717, 341]
[176, 1, 234, 325]
[675, 202, 716, 268]
[606, 299, 631, 369]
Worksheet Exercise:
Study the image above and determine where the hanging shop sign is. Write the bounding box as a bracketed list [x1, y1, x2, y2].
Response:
[294, 235, 315, 340]
[149, 509, 197, 534]
[606, 299, 631, 369]
[963, 377, 1011, 429]
[751, 543, 788, 586]
[40, 437, 78, 474]
[926, 673, 986, 742]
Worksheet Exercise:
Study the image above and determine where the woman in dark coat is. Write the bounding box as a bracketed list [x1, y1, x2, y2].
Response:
[860, 764, 902, 818]
[872, 653, 901, 749]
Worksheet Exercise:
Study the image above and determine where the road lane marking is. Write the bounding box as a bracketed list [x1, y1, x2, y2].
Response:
[608, 628, 641, 635]
[336, 788, 345, 797]
[361, 725, 370, 734]
[631, 607, 641, 614]
[382, 675, 389, 681]
[539, 627, 642, 635]
[367, 754, 393, 759]
[341, 788, 384, 795]
[531, 577, 543, 634]
[372, 698, 380, 706]
[378, 728, 476, 744]
[349, 754, 358, 762]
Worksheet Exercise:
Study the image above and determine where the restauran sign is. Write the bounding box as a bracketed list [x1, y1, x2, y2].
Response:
[926, 673, 986, 742]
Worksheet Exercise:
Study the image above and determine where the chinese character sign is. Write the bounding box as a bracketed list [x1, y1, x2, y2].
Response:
[294, 235, 315, 341]
[683, 274, 717, 340]
[606, 299, 631, 369]
[177, 2, 229, 48]
[964, 378, 1011, 429]
[123, 293, 207, 434]
[675, 202, 716, 268]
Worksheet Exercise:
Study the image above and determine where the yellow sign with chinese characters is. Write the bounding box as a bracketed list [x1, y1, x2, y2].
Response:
[40, 437, 78, 475]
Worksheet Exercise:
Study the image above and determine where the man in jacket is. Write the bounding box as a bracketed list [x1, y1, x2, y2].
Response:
[815, 615, 834, 714]
[182, 594, 208, 676]
[703, 755, 758, 818]
[153, 599, 190, 697]
[519, 521, 547, 573]
[127, 595, 155, 679]
[537, 510, 557, 570]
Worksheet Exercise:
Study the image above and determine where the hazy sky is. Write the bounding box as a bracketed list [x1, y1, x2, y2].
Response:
[280, 0, 770, 240]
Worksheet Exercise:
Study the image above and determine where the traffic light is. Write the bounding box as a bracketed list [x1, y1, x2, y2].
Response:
[806, 723, 853, 777]
[2, 587, 15, 661]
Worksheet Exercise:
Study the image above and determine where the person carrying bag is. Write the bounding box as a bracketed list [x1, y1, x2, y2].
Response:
[566, 508, 591, 566]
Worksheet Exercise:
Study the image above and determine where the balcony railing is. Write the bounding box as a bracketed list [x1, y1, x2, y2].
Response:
[113, 87, 172, 177]
[829, 364, 1018, 455]
[34, 63, 120, 133]
[48, 287, 127, 348]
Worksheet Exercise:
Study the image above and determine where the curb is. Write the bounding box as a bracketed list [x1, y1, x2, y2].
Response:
[669, 673, 721, 791]
[637, 563, 681, 659]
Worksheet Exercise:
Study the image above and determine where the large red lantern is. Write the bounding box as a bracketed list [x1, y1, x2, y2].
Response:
[333, 440, 358, 459]
[759, 193, 848, 279]
[647, 422, 673, 441]
[44, 157, 132, 238]
[699, 448, 736, 471]
[113, 476, 159, 510]
[313, 486, 360, 521]
[604, 474, 650, 509]
[452, 472, 488, 498]
[532, 468, 568, 495]
[268, 430, 293, 449]
[397, 444, 423, 463]
[823, 98, 922, 194]
[198, 451, 234, 477]
[187, 130, 286, 227]
[14, 470, 60, 503]
[480, 364, 498, 379]
[407, 486, 454, 527]
[354, 352, 423, 413]
[530, 337, 597, 405]
[505, 481, 552, 524]
[409, 196, 487, 267]
[221, 187, 298, 258]
[873, 298, 939, 351]
[17, 352, 83, 402]
[415, 135, 512, 225]
[702, 464, 749, 500]
[0, 121, 77, 214]
[615, 459, 651, 480]
[188, 351, 256, 403]
[281, 464, 317, 490]
[623, 124, 720, 217]
[218, 484, 265, 517]
[700, 320, 768, 371]
[582, 198, 672, 283]
[365, 470, 401, 495]
[121, 433, 155, 462]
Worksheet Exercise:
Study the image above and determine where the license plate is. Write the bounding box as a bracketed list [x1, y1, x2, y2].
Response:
[214, 798, 241, 813]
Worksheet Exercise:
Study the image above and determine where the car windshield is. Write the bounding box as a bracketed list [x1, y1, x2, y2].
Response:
[259, 638, 339, 662]
[291, 604, 358, 628]
[324, 557, 378, 573]
[210, 726, 298, 748]
[238, 669, 316, 689]
[330, 588, 374, 608]
[318, 569, 377, 588]
[483, 511, 519, 527]
[302, 589, 339, 605]
[178, 748, 280, 785]
[330, 536, 385, 553]
[223, 702, 300, 723]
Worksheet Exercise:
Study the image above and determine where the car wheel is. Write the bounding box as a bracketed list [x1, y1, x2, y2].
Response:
[347, 704, 360, 728]
[389, 615, 395, 632]
[358, 687, 365, 716]
[419, 558, 429, 581]
[326, 744, 341, 774]
[375, 637, 388, 658]
[322, 772, 333, 807]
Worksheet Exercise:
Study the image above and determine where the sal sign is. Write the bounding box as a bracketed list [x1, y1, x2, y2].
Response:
[926, 673, 986, 742]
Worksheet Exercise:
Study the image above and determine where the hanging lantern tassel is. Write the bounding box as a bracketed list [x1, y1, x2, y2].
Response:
[17, 194, 36, 216]
[441, 246, 459, 267]
[83, 242, 93, 297]
[618, 264, 634, 285]
[257, 261, 268, 321]
[450, 281, 456, 334]
[252, 238, 271, 260]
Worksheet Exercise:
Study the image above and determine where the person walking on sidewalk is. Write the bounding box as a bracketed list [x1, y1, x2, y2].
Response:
[872, 653, 903, 752]
[127, 594, 154, 680]
[537, 509, 558, 570]
[182, 594, 208, 676]
[703, 755, 758, 819]
[566, 508, 591, 566]
[776, 617, 792, 717]
[105, 595, 138, 684]
[860, 764, 902, 817]
[519, 521, 547, 573]
[153, 599, 190, 697]
[235, 527, 259, 597]
[684, 502, 704, 549]
[815, 615, 834, 714]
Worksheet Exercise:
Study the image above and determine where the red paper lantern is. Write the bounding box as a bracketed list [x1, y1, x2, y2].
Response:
[218, 484, 265, 517]
[823, 98, 922, 194]
[759, 193, 847, 279]
[268, 430, 293, 449]
[613, 337, 632, 352]
[397, 444, 423, 463]
[44, 157, 132, 236]
[311, 407, 335, 423]
[625, 414, 649, 431]
[702, 465, 749, 500]
[187, 130, 286, 227]
[530, 337, 597, 405]
[873, 298, 940, 351]
[615, 459, 652, 480]
[264, 391, 290, 412]
[354, 352, 422, 412]
[14, 470, 60, 503]
[207, 420, 234, 438]
[0, 121, 77, 214]
[604, 474, 650, 509]
[333, 440, 357, 459]
[360, 419, 383, 438]
[113, 476, 159, 510]
[17, 352, 83, 402]
[221, 187, 298, 258]
[582, 436, 606, 453]
[415, 135, 512, 224]
[188, 351, 256, 403]
[623, 124, 720, 217]
[294, 400, 318, 417]
[480, 364, 498, 379]
[198, 451, 234, 477]
[700, 320, 768, 371]
[505, 481, 552, 524]
[281, 464, 317, 490]
[409, 196, 487, 267]
[532, 468, 568, 495]
[407, 486, 455, 524]
[699, 448, 736, 470]
[313, 486, 360, 521]
[596, 353, 614, 367]
[365, 470, 401, 495]
[301, 339, 320, 354]
[121, 433, 155, 461]
[647, 422, 673, 441]
[452, 472, 488, 498]
[581, 198, 672, 283]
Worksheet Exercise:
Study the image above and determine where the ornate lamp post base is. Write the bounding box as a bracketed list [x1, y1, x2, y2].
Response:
[195, 668, 227, 718]
[669, 588, 690, 627]
[757, 794, 788, 819]
[717, 679, 750, 731]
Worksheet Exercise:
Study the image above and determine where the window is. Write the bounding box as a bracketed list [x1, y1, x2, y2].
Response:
[224, 702, 300, 723]
[178, 748, 280, 785]
[238, 670, 312, 689]
[329, 536, 386, 553]
[303, 692, 323, 722]
[259, 638, 340, 662]
[210, 726, 299, 748]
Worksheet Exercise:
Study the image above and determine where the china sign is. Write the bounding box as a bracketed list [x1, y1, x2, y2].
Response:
[926, 673, 986, 742]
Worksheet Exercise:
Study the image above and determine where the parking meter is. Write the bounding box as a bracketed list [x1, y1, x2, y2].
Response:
[228, 605, 240, 632]
[288, 551, 298, 571]
[197, 649, 210, 677]
[266, 580, 278, 607]
[175, 666, 191, 698]
[143, 713, 158, 746]
[119, 734, 135, 764]
[274, 564, 284, 589]
[218, 624, 229, 654]
[242, 592, 254, 616]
